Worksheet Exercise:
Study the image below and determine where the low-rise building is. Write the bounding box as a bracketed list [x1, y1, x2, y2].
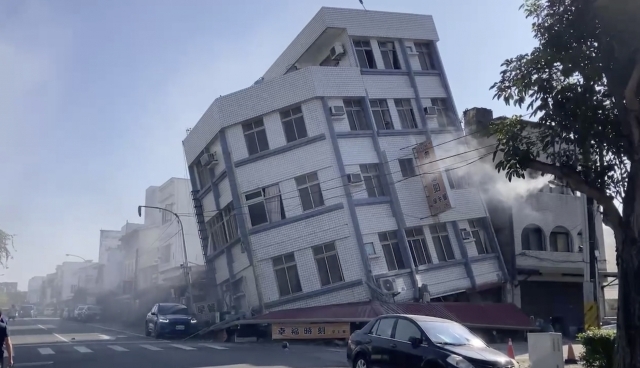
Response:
[27, 276, 45, 304]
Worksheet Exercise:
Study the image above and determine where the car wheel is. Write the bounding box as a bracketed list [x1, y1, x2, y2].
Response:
[153, 323, 162, 339]
[354, 354, 368, 368]
[144, 323, 150, 337]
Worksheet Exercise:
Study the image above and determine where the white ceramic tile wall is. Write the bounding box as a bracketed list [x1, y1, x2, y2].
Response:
[267, 284, 369, 312]
[231, 242, 250, 273]
[363, 75, 414, 99]
[472, 257, 502, 286]
[201, 191, 216, 222]
[214, 254, 229, 282]
[356, 204, 397, 235]
[339, 138, 379, 165]
[218, 178, 232, 208]
[418, 264, 471, 296]
[415, 75, 447, 98]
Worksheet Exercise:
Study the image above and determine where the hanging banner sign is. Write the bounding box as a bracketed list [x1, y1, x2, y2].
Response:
[413, 140, 452, 216]
[271, 323, 350, 340]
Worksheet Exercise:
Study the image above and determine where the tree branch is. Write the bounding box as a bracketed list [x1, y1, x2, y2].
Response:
[625, 53, 640, 155]
[527, 159, 623, 231]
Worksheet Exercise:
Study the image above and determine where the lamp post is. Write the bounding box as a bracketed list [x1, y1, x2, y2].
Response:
[138, 205, 194, 311]
[65, 254, 88, 262]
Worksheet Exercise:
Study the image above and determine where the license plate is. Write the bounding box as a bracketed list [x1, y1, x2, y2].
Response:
[175, 325, 185, 330]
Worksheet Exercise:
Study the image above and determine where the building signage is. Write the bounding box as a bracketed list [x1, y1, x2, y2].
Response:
[413, 140, 452, 216]
[271, 322, 350, 340]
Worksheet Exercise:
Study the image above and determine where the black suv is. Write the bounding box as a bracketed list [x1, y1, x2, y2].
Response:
[145, 303, 197, 338]
[347, 314, 517, 368]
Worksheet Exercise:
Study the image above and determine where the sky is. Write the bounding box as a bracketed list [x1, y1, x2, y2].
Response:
[0, 0, 616, 290]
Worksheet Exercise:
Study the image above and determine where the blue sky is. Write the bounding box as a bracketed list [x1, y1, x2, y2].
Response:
[0, 0, 572, 289]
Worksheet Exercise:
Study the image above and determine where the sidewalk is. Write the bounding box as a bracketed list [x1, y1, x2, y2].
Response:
[490, 341, 583, 368]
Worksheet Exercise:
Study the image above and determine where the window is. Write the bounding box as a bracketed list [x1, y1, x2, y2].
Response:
[313, 243, 344, 287]
[394, 319, 423, 342]
[272, 253, 302, 297]
[162, 204, 174, 224]
[207, 202, 239, 253]
[364, 242, 376, 256]
[379, 231, 407, 271]
[406, 227, 432, 267]
[429, 223, 455, 262]
[160, 243, 172, 264]
[353, 40, 376, 69]
[344, 100, 368, 131]
[245, 184, 285, 227]
[243, 119, 269, 156]
[431, 99, 454, 128]
[446, 169, 467, 189]
[394, 99, 418, 129]
[521, 225, 545, 251]
[469, 219, 490, 255]
[414, 43, 437, 71]
[378, 41, 401, 70]
[280, 106, 308, 143]
[373, 318, 395, 338]
[550, 227, 571, 252]
[370, 100, 394, 130]
[196, 162, 211, 189]
[360, 164, 385, 198]
[295, 172, 324, 211]
[399, 158, 416, 178]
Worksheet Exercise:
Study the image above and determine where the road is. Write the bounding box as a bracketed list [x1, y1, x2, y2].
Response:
[6, 317, 348, 368]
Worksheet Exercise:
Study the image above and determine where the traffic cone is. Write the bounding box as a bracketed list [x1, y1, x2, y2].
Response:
[507, 338, 515, 359]
[565, 341, 578, 364]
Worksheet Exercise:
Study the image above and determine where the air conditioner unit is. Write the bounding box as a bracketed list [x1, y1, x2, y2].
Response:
[425, 106, 438, 116]
[347, 173, 363, 184]
[330, 105, 346, 116]
[460, 229, 473, 241]
[379, 277, 398, 293]
[200, 152, 218, 167]
[329, 43, 345, 60]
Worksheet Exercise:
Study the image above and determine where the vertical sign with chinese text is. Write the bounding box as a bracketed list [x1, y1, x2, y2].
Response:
[271, 323, 350, 340]
[413, 140, 452, 216]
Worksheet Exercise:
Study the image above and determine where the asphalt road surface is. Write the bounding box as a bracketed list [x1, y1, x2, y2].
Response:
[6, 317, 348, 368]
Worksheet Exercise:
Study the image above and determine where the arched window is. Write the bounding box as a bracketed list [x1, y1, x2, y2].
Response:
[521, 224, 545, 251]
[550, 226, 572, 252]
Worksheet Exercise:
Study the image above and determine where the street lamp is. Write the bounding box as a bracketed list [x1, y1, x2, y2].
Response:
[65, 254, 88, 262]
[138, 205, 194, 311]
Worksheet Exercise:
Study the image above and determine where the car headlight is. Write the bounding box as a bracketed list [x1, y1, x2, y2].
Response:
[190, 318, 197, 323]
[446, 355, 474, 368]
[158, 317, 169, 323]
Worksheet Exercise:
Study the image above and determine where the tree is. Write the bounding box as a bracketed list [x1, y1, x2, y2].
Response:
[0, 230, 13, 268]
[489, 0, 639, 366]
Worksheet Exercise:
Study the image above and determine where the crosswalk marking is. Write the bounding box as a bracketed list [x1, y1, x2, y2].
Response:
[73, 346, 92, 353]
[139, 344, 163, 351]
[170, 344, 196, 350]
[200, 344, 228, 350]
[37, 348, 55, 355]
[108, 345, 128, 352]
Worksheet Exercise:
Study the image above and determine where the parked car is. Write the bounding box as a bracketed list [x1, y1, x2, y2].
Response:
[73, 305, 88, 320]
[145, 303, 197, 339]
[78, 305, 102, 322]
[43, 307, 55, 317]
[347, 314, 518, 368]
[19, 305, 36, 318]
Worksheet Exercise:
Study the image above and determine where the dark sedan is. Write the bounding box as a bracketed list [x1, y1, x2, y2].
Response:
[144, 303, 197, 338]
[347, 314, 518, 368]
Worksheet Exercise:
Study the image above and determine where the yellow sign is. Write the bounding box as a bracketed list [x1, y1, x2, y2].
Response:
[584, 302, 599, 330]
[271, 323, 350, 340]
[413, 140, 452, 216]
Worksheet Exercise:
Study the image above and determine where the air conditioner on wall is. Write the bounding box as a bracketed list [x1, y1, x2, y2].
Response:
[200, 152, 218, 167]
[424, 106, 438, 116]
[379, 277, 398, 293]
[330, 105, 346, 116]
[460, 229, 473, 241]
[347, 173, 363, 184]
[329, 43, 345, 60]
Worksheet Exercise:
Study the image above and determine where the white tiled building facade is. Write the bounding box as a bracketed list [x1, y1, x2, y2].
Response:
[183, 7, 507, 314]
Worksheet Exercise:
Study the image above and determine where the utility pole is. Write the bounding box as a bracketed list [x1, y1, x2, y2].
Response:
[583, 196, 600, 329]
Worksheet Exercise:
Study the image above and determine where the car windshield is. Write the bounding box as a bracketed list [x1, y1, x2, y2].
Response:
[157, 305, 188, 315]
[418, 321, 486, 347]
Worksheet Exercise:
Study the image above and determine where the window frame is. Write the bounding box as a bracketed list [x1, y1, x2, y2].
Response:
[431, 98, 454, 128]
[206, 202, 239, 254]
[379, 231, 407, 271]
[244, 184, 286, 227]
[280, 106, 308, 143]
[468, 219, 490, 255]
[242, 119, 270, 156]
[550, 230, 571, 252]
[399, 158, 416, 178]
[295, 172, 325, 211]
[312, 243, 345, 287]
[343, 99, 368, 131]
[405, 227, 433, 267]
[360, 164, 386, 198]
[414, 42, 437, 71]
[370, 100, 394, 130]
[429, 223, 456, 262]
[378, 40, 401, 70]
[352, 39, 377, 69]
[196, 162, 211, 190]
[272, 253, 303, 297]
[394, 99, 418, 129]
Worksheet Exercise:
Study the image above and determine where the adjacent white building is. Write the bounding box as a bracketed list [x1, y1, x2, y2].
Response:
[27, 276, 45, 304]
[183, 7, 507, 316]
[56, 261, 93, 302]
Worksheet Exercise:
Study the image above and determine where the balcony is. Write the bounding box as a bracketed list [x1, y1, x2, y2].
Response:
[516, 251, 607, 275]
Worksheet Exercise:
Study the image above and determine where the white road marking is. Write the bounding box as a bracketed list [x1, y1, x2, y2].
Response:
[37, 348, 55, 355]
[85, 323, 147, 337]
[73, 346, 92, 353]
[200, 343, 228, 350]
[53, 333, 69, 343]
[108, 345, 128, 351]
[98, 334, 112, 340]
[171, 344, 196, 350]
[14, 362, 54, 367]
[139, 344, 163, 351]
[37, 325, 47, 330]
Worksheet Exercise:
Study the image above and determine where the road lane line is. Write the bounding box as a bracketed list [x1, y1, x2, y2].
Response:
[37, 325, 47, 330]
[85, 323, 147, 338]
[108, 345, 128, 351]
[53, 334, 69, 343]
[14, 363, 54, 367]
[73, 346, 92, 353]
[37, 348, 55, 355]
[170, 344, 196, 350]
[139, 344, 163, 351]
[200, 344, 228, 350]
